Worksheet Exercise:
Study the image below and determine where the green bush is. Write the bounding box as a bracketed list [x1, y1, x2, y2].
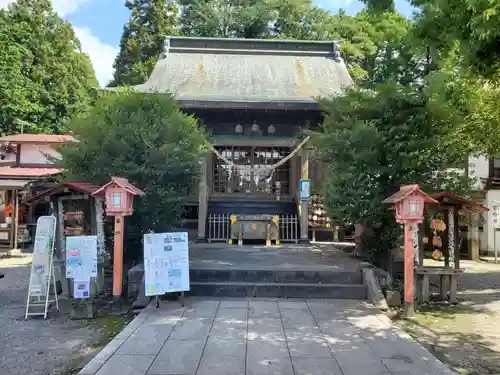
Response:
[58, 90, 207, 260]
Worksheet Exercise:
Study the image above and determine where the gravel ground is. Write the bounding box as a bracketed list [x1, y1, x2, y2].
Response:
[397, 259, 500, 375]
[0, 255, 101, 375]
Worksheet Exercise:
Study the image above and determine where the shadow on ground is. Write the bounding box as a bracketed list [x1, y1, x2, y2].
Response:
[395, 266, 500, 375]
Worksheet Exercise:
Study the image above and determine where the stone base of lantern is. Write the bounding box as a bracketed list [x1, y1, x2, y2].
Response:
[403, 301, 414, 318]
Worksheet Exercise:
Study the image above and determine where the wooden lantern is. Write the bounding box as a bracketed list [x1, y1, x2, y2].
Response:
[383, 184, 438, 317]
[384, 184, 436, 224]
[92, 177, 145, 300]
[93, 176, 145, 216]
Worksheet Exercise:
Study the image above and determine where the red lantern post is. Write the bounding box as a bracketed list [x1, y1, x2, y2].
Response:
[383, 185, 438, 317]
[93, 177, 145, 302]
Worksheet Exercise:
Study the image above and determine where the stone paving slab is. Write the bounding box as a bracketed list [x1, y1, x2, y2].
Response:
[80, 298, 456, 375]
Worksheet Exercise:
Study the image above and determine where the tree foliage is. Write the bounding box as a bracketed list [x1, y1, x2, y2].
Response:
[316, 82, 470, 260]
[410, 0, 500, 155]
[109, 0, 179, 87]
[57, 91, 207, 246]
[412, 0, 500, 78]
[0, 0, 98, 135]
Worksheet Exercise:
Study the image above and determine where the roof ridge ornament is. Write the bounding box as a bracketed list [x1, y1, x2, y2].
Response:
[160, 37, 171, 60]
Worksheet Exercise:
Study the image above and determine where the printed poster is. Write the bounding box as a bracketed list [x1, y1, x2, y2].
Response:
[144, 232, 190, 296]
[73, 280, 90, 299]
[66, 236, 98, 280]
[28, 216, 56, 297]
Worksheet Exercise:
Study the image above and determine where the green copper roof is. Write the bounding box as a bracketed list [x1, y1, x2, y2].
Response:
[133, 36, 353, 105]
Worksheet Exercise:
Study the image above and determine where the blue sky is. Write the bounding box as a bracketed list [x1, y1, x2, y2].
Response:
[1, 0, 414, 86]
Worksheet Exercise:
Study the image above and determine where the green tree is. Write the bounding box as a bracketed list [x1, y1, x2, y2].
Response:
[109, 0, 179, 87]
[0, 0, 98, 135]
[316, 82, 469, 263]
[270, 0, 330, 40]
[321, 10, 419, 86]
[179, 0, 330, 40]
[361, 0, 396, 13]
[179, 0, 275, 38]
[412, 0, 500, 78]
[57, 90, 207, 257]
[410, 0, 500, 154]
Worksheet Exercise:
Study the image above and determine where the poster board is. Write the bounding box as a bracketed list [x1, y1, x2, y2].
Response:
[66, 235, 98, 300]
[300, 179, 311, 201]
[492, 202, 500, 229]
[25, 216, 58, 319]
[66, 236, 98, 280]
[27, 216, 56, 297]
[144, 232, 190, 297]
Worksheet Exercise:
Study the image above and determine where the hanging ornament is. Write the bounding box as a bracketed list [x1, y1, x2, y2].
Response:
[268, 124, 275, 134]
[235, 124, 243, 134]
[432, 236, 442, 248]
[251, 121, 259, 132]
[432, 249, 443, 260]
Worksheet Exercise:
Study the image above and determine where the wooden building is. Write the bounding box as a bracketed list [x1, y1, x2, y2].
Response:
[132, 36, 353, 243]
[0, 134, 76, 253]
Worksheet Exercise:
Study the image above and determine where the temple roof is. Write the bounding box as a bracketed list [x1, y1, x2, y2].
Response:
[132, 36, 353, 109]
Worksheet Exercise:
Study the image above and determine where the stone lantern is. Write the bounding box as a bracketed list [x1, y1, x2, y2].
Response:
[93, 177, 145, 302]
[383, 184, 438, 317]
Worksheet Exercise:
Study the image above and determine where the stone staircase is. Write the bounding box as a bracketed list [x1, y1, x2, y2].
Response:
[188, 268, 367, 299]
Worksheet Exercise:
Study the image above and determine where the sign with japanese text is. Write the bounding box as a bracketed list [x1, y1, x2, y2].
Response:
[66, 236, 98, 281]
[28, 216, 56, 297]
[144, 232, 190, 296]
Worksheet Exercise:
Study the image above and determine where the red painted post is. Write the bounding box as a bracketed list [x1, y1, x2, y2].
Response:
[92, 177, 145, 305]
[113, 216, 124, 298]
[403, 223, 414, 317]
[382, 184, 438, 318]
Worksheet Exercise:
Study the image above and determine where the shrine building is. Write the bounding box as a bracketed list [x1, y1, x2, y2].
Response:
[132, 36, 354, 244]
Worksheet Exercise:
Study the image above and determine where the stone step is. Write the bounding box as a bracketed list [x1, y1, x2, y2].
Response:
[189, 268, 363, 284]
[188, 281, 367, 299]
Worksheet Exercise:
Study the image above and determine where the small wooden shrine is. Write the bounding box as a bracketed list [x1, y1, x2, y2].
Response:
[25, 182, 107, 296]
[415, 192, 488, 303]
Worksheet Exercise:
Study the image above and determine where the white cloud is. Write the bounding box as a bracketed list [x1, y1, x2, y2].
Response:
[74, 27, 118, 87]
[0, 0, 91, 15]
[52, 0, 92, 16]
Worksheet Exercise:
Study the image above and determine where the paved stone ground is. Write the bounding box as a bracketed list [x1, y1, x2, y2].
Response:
[0, 254, 101, 375]
[399, 259, 500, 375]
[189, 243, 362, 271]
[80, 298, 454, 375]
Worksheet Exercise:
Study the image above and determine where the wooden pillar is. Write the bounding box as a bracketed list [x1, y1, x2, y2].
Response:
[468, 212, 480, 261]
[299, 149, 309, 243]
[113, 216, 124, 298]
[403, 223, 415, 317]
[290, 155, 298, 198]
[197, 154, 209, 242]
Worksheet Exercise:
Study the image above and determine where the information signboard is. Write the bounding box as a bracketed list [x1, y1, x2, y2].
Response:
[300, 179, 311, 201]
[25, 216, 58, 319]
[492, 202, 500, 229]
[144, 232, 190, 297]
[66, 236, 98, 280]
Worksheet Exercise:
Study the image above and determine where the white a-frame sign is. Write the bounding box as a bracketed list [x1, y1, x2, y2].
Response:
[25, 216, 59, 320]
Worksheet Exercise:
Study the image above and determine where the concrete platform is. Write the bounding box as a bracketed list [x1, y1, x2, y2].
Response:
[79, 298, 455, 375]
[189, 243, 362, 271]
[188, 244, 366, 299]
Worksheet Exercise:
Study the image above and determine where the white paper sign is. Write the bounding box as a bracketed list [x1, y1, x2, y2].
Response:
[28, 216, 56, 297]
[73, 280, 90, 299]
[491, 202, 500, 229]
[66, 236, 98, 280]
[144, 232, 190, 296]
